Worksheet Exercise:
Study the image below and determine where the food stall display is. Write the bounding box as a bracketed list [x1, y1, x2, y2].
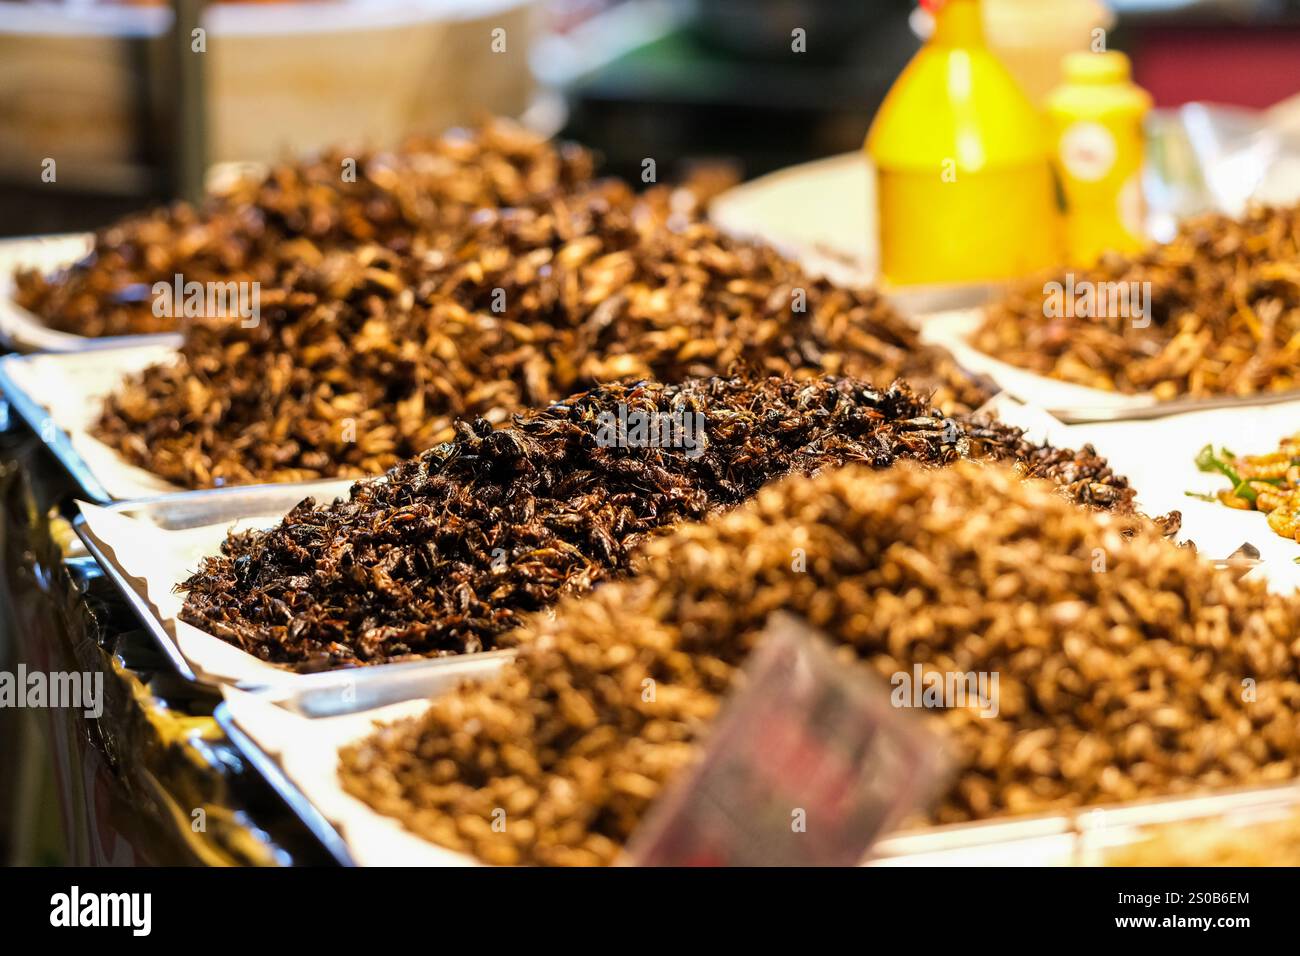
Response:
[5, 0, 1300, 874]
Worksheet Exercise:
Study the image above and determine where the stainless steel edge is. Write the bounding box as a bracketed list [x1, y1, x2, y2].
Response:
[1074, 780, 1300, 832]
[0, 353, 114, 503]
[72, 509, 199, 682]
[94, 476, 361, 529]
[261, 650, 517, 718]
[873, 811, 1075, 860]
[217, 657, 1300, 866]
[213, 655, 515, 866]
[1048, 387, 1300, 424]
[73, 478, 512, 692]
[213, 702, 358, 867]
[874, 780, 1300, 864]
[70, 480, 367, 682]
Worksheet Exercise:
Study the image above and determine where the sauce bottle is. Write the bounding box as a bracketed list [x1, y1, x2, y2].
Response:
[1046, 51, 1152, 266]
[867, 0, 1062, 286]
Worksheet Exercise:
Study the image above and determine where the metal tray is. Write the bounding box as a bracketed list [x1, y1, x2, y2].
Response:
[213, 651, 516, 867]
[875, 782, 1300, 866]
[71, 478, 358, 682]
[918, 307, 1300, 426]
[0, 232, 185, 354]
[1080, 784, 1300, 865]
[1046, 388, 1300, 425]
[0, 343, 182, 503]
[214, 655, 1300, 866]
[217, 707, 358, 866]
[0, 232, 92, 353]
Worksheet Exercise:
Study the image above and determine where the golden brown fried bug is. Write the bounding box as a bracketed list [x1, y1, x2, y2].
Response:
[1217, 489, 1254, 510]
[974, 205, 1300, 399]
[1267, 503, 1300, 540]
[1237, 452, 1293, 482]
[339, 463, 1300, 866]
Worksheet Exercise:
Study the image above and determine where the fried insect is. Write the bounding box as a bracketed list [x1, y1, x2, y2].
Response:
[1195, 437, 1300, 543]
[14, 120, 595, 337]
[974, 205, 1300, 399]
[94, 175, 990, 488]
[339, 462, 1300, 866]
[179, 372, 1151, 671]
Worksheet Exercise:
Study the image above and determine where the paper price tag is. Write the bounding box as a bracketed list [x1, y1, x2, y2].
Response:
[625, 613, 950, 867]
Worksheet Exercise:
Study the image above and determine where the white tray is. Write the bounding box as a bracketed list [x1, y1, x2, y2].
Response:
[0, 343, 182, 501]
[218, 664, 1300, 867]
[0, 232, 181, 353]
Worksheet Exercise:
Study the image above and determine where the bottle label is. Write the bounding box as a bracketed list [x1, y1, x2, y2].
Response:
[1060, 121, 1118, 183]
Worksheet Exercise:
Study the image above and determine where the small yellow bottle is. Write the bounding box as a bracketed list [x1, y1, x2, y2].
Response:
[1046, 51, 1152, 266]
[867, 0, 1062, 287]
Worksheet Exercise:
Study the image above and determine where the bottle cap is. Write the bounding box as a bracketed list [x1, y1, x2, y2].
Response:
[1063, 50, 1132, 85]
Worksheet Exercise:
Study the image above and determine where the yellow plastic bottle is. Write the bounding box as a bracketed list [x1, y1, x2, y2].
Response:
[1046, 51, 1152, 266]
[867, 0, 1062, 287]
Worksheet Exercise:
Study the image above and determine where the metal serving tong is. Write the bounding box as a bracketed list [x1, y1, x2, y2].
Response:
[1047, 389, 1300, 425]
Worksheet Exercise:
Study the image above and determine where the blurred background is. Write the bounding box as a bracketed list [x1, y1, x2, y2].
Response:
[1, 0, 1300, 235]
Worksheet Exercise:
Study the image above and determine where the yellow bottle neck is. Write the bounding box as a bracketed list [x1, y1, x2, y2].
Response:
[932, 0, 986, 49]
